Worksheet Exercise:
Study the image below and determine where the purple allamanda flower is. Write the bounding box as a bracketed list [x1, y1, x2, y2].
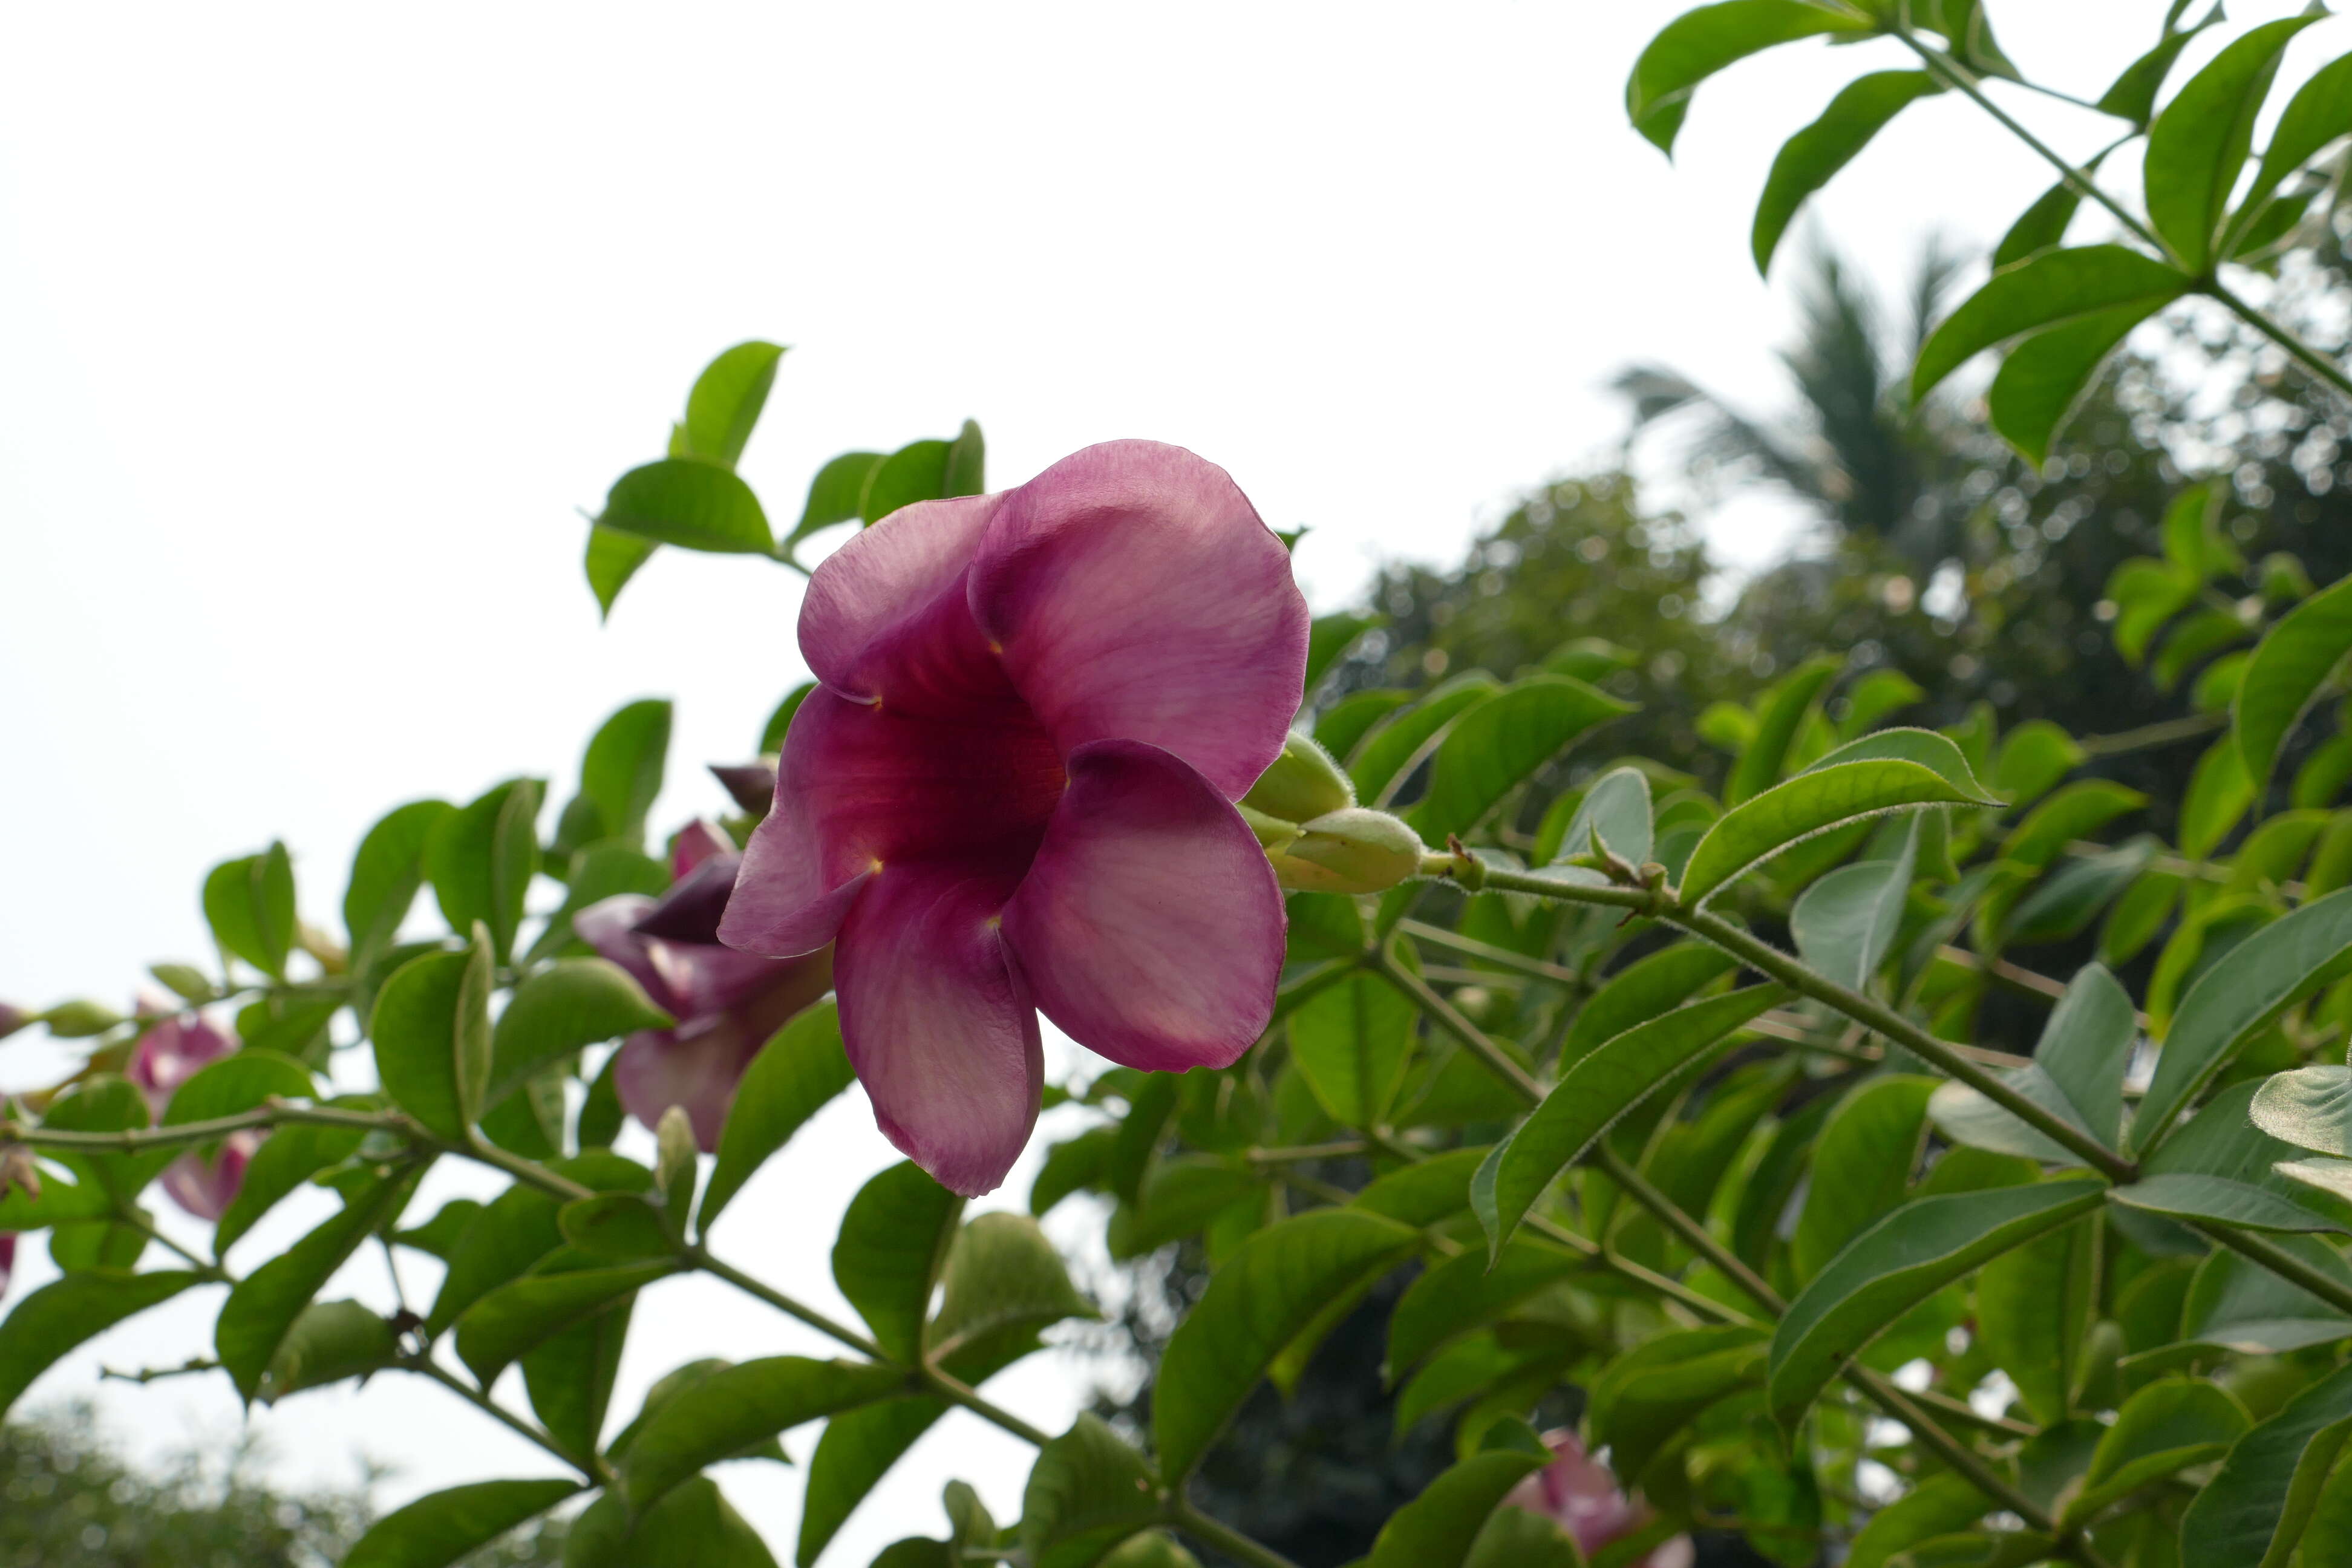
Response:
[719, 440, 1308, 1196]
[577, 819, 833, 1151]
[126, 998, 258, 1223]
[1503, 1431, 1693, 1568]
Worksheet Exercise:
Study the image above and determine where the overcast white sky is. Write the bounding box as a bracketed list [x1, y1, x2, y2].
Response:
[0, 2, 2335, 1561]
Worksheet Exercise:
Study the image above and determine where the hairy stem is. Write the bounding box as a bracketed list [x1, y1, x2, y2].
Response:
[1371, 945, 1544, 1103]
[2194, 1220, 2352, 1319]
[403, 1355, 608, 1485]
[920, 1365, 1054, 1448]
[686, 1246, 884, 1359]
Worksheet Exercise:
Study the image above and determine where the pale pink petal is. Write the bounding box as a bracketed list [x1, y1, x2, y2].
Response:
[969, 442, 1309, 797]
[672, 819, 735, 878]
[719, 685, 1060, 957]
[160, 1131, 260, 1223]
[799, 493, 1001, 698]
[615, 1025, 756, 1152]
[126, 1011, 239, 1120]
[833, 858, 1040, 1197]
[574, 895, 673, 1011]
[1000, 740, 1281, 1073]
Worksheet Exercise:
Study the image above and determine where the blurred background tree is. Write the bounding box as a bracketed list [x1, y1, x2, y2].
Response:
[0, 1403, 563, 1568]
[1101, 214, 2352, 1568]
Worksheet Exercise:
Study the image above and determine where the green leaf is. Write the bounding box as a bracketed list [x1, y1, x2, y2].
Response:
[2255, 1063, 2352, 1155]
[2097, 8, 2216, 128]
[1100, 1534, 1200, 1568]
[217, 1170, 414, 1401]
[2144, 15, 2321, 275]
[1019, 1413, 1161, 1568]
[1679, 756, 1990, 909]
[425, 777, 541, 961]
[2180, 734, 2256, 859]
[788, 452, 886, 549]
[1385, 1241, 1581, 1381]
[930, 1211, 1094, 1361]
[1978, 1214, 2091, 1427]
[2006, 838, 2156, 947]
[943, 420, 986, 498]
[1913, 246, 2189, 400]
[1353, 1146, 1491, 1227]
[681, 341, 785, 468]
[1990, 298, 2172, 467]
[616, 1355, 904, 1514]
[1586, 1325, 1767, 1485]
[203, 842, 297, 980]
[1030, 1128, 1116, 1220]
[164, 1048, 316, 1127]
[1108, 1155, 1256, 1261]
[1728, 655, 1841, 806]
[1559, 942, 1734, 1064]
[1789, 822, 1916, 990]
[1350, 673, 1503, 807]
[1288, 972, 1416, 1130]
[2234, 51, 2352, 255]
[585, 524, 658, 619]
[2181, 1359, 2352, 1568]
[832, 1161, 962, 1364]
[455, 1259, 675, 1386]
[343, 1478, 582, 1568]
[1623, 0, 1873, 154]
[1791, 1076, 1938, 1282]
[489, 958, 671, 1105]
[256, 1298, 397, 1404]
[1474, 985, 1787, 1251]
[2180, 1233, 2352, 1356]
[760, 682, 815, 756]
[1462, 1508, 1581, 1568]
[1304, 612, 1381, 698]
[524, 1299, 638, 1466]
[558, 1194, 675, 1262]
[345, 801, 451, 970]
[1547, 764, 1653, 868]
[1154, 1209, 1418, 1480]
[1847, 1473, 1990, 1568]
[1753, 71, 1939, 275]
[2039, 962, 2137, 1146]
[601, 458, 774, 554]
[1993, 172, 2090, 270]
[2111, 1172, 2342, 1233]
[1766, 1178, 2105, 1426]
[428, 1187, 563, 1334]
[2236, 572, 2352, 791]
[0, 1270, 200, 1419]
[2135, 888, 2352, 1154]
[861, 439, 954, 524]
[1364, 1443, 1547, 1568]
[1317, 689, 1413, 765]
[2002, 780, 2145, 871]
[575, 698, 671, 848]
[371, 950, 476, 1140]
[1407, 675, 1628, 843]
[2064, 1378, 2247, 1526]
[567, 1477, 779, 1568]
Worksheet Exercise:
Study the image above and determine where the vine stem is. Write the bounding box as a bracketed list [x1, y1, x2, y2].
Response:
[685, 1246, 883, 1359]
[1442, 860, 2136, 1183]
[1894, 29, 2352, 403]
[1166, 1497, 1306, 1568]
[402, 1354, 609, 1485]
[2193, 1221, 2352, 1319]
[1592, 1147, 2108, 1567]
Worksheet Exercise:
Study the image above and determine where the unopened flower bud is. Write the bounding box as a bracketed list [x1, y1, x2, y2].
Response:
[0, 1144, 39, 1203]
[42, 1000, 125, 1039]
[710, 760, 778, 817]
[0, 1004, 26, 1042]
[1269, 807, 1426, 894]
[1243, 733, 1355, 826]
[655, 1104, 698, 1230]
[1237, 803, 1302, 854]
[148, 964, 216, 1004]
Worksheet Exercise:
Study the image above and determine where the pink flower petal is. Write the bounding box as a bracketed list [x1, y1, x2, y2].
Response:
[799, 493, 1001, 699]
[127, 1011, 239, 1120]
[672, 818, 736, 878]
[160, 1131, 260, 1223]
[834, 858, 1040, 1197]
[1001, 739, 1282, 1073]
[969, 442, 1310, 798]
[719, 684, 1062, 957]
[615, 1025, 760, 1152]
[575, 895, 672, 1009]
[0, 1234, 14, 1300]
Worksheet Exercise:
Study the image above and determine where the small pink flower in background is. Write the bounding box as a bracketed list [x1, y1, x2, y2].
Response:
[126, 999, 258, 1223]
[0, 1002, 27, 1040]
[1503, 1431, 1693, 1568]
[0, 1234, 13, 1301]
[720, 441, 1308, 1196]
[577, 820, 834, 1151]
